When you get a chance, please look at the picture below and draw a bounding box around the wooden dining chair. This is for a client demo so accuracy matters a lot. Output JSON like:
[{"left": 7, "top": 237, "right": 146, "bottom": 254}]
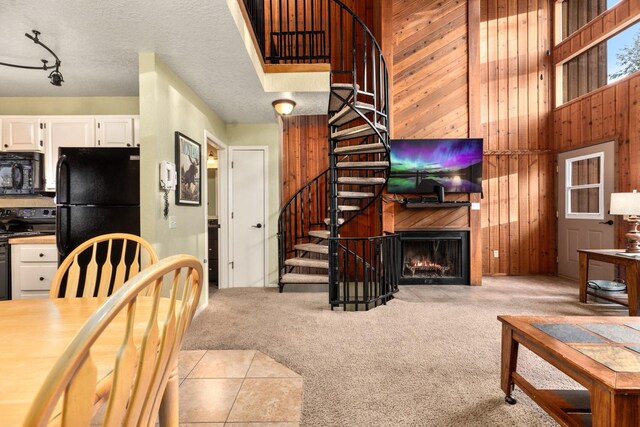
[
  {"left": 24, "top": 254, "right": 203, "bottom": 427},
  {"left": 50, "top": 233, "right": 159, "bottom": 298}
]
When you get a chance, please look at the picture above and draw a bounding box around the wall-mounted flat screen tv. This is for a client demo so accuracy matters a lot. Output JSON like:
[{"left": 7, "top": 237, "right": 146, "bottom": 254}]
[{"left": 387, "top": 138, "right": 483, "bottom": 194}]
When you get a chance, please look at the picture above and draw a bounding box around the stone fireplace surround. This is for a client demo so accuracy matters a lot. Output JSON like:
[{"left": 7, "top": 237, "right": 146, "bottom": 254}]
[{"left": 396, "top": 230, "right": 470, "bottom": 285}]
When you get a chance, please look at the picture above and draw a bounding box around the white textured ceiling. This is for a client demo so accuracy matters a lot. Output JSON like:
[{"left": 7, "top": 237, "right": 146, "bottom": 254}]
[{"left": 0, "top": 0, "right": 328, "bottom": 123}]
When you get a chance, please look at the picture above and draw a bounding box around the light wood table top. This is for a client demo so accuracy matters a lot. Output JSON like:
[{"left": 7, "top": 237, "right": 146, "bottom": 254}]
[{"left": 0, "top": 297, "right": 165, "bottom": 426}]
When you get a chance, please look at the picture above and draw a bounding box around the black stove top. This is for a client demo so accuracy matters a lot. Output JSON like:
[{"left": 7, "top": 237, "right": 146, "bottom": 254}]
[{"left": 0, "top": 207, "right": 56, "bottom": 243}]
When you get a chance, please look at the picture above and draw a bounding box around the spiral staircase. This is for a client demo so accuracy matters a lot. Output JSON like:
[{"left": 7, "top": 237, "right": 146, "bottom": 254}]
[{"left": 245, "top": 0, "right": 399, "bottom": 310}]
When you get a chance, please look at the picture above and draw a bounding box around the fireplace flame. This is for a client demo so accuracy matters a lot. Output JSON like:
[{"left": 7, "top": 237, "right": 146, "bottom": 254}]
[{"left": 404, "top": 256, "right": 450, "bottom": 276}]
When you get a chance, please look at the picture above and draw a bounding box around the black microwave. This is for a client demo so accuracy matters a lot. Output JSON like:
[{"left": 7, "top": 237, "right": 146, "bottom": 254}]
[{"left": 0, "top": 152, "right": 44, "bottom": 195}]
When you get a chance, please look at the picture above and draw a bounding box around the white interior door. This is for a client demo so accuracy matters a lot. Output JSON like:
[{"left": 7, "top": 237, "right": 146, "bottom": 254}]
[
  {"left": 230, "top": 148, "right": 266, "bottom": 287},
  {"left": 557, "top": 142, "right": 615, "bottom": 280}
]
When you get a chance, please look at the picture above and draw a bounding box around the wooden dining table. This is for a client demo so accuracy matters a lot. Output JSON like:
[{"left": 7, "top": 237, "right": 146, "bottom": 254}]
[{"left": 0, "top": 296, "right": 177, "bottom": 426}]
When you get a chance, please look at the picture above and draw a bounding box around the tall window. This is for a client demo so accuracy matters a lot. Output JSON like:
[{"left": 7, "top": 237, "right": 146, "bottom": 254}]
[
  {"left": 562, "top": 21, "right": 640, "bottom": 103},
  {"left": 565, "top": 152, "right": 604, "bottom": 219},
  {"left": 560, "top": 0, "right": 621, "bottom": 41}
]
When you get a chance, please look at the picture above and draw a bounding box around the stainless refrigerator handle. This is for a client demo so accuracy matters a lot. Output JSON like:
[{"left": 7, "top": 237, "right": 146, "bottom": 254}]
[{"left": 56, "top": 155, "right": 70, "bottom": 204}]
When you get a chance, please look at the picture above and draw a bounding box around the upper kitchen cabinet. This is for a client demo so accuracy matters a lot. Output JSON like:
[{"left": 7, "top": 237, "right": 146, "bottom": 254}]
[
  {"left": 1, "top": 117, "right": 45, "bottom": 152},
  {"left": 95, "top": 116, "right": 139, "bottom": 148},
  {"left": 43, "top": 116, "right": 96, "bottom": 191}
]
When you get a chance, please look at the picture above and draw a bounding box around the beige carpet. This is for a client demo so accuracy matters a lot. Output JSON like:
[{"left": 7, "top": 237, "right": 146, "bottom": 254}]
[{"left": 183, "top": 276, "right": 627, "bottom": 426}]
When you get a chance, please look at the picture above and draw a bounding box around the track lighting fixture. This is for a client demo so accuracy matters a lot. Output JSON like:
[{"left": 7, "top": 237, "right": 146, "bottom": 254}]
[{"left": 0, "top": 30, "right": 64, "bottom": 87}]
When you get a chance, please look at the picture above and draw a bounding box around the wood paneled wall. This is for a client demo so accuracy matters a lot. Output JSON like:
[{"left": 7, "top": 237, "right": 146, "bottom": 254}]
[
  {"left": 554, "top": 75, "right": 640, "bottom": 213},
  {"left": 553, "top": 0, "right": 640, "bottom": 249},
  {"left": 478, "top": 0, "right": 556, "bottom": 275},
  {"left": 281, "top": 115, "right": 329, "bottom": 204},
  {"left": 380, "top": 0, "right": 556, "bottom": 277},
  {"left": 391, "top": 0, "right": 469, "bottom": 139}
]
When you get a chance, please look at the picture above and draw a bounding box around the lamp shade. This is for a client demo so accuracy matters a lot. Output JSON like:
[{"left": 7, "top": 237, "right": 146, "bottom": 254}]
[
  {"left": 610, "top": 190, "right": 640, "bottom": 215},
  {"left": 207, "top": 151, "right": 218, "bottom": 169},
  {"left": 272, "top": 99, "right": 296, "bottom": 115}
]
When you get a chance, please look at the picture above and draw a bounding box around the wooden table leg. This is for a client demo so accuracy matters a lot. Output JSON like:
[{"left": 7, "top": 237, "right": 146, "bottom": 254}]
[
  {"left": 627, "top": 263, "right": 639, "bottom": 316},
  {"left": 591, "top": 383, "right": 640, "bottom": 426},
  {"left": 501, "top": 324, "right": 519, "bottom": 403},
  {"left": 579, "top": 252, "right": 589, "bottom": 303},
  {"left": 159, "top": 361, "right": 179, "bottom": 426}
]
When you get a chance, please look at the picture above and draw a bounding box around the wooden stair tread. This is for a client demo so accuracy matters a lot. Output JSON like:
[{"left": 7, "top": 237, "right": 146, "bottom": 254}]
[
  {"left": 334, "top": 142, "right": 386, "bottom": 155},
  {"left": 338, "top": 191, "right": 374, "bottom": 198},
  {"left": 324, "top": 217, "right": 345, "bottom": 225},
  {"left": 308, "top": 230, "right": 330, "bottom": 239},
  {"left": 337, "top": 205, "right": 361, "bottom": 211},
  {"left": 336, "top": 160, "right": 389, "bottom": 169},
  {"left": 329, "top": 83, "right": 361, "bottom": 112},
  {"left": 331, "top": 123, "right": 387, "bottom": 141},
  {"left": 281, "top": 273, "right": 329, "bottom": 284},
  {"left": 294, "top": 243, "right": 329, "bottom": 254},
  {"left": 284, "top": 257, "right": 329, "bottom": 269},
  {"left": 329, "top": 101, "right": 375, "bottom": 127},
  {"left": 337, "top": 176, "right": 386, "bottom": 185}
]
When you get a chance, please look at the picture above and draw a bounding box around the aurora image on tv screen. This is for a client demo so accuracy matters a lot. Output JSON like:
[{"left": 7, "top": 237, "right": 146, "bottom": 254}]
[{"left": 387, "top": 138, "right": 483, "bottom": 194}]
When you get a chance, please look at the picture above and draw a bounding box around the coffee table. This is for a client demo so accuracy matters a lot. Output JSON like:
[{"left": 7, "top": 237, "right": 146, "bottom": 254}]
[{"left": 498, "top": 315, "right": 640, "bottom": 426}]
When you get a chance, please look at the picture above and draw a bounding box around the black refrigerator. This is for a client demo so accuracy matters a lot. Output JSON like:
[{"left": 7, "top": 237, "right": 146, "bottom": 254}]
[{"left": 56, "top": 147, "right": 140, "bottom": 259}]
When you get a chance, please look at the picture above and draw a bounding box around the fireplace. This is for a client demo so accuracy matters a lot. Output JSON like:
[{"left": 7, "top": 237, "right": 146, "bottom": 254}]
[{"left": 397, "top": 230, "right": 469, "bottom": 285}]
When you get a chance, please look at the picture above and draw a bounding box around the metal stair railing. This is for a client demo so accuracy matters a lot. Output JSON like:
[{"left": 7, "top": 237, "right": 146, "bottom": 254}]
[
  {"left": 277, "top": 168, "right": 330, "bottom": 290},
  {"left": 245, "top": 0, "right": 397, "bottom": 310}
]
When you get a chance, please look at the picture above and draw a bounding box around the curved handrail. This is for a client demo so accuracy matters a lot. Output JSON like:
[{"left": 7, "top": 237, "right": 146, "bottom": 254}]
[{"left": 264, "top": 0, "right": 393, "bottom": 303}]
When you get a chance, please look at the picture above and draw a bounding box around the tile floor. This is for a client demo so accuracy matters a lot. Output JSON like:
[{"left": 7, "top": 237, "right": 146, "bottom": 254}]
[{"left": 177, "top": 350, "right": 303, "bottom": 426}]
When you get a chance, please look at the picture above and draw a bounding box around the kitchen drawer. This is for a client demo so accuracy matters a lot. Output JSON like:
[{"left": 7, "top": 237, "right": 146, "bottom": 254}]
[
  {"left": 19, "top": 264, "right": 57, "bottom": 291},
  {"left": 19, "top": 245, "right": 58, "bottom": 262}
]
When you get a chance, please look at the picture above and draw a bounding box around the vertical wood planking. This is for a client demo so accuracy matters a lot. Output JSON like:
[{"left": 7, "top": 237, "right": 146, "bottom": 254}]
[{"left": 478, "top": 0, "right": 554, "bottom": 274}]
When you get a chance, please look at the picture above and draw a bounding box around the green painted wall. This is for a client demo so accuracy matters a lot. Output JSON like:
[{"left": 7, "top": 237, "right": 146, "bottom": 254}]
[
  {"left": 138, "top": 53, "right": 227, "bottom": 286},
  {"left": 0, "top": 97, "right": 139, "bottom": 115}
]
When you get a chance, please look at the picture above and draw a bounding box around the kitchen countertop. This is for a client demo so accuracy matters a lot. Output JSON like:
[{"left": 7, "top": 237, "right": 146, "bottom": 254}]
[
  {"left": 9, "top": 235, "right": 56, "bottom": 245},
  {"left": 0, "top": 196, "right": 55, "bottom": 208}
]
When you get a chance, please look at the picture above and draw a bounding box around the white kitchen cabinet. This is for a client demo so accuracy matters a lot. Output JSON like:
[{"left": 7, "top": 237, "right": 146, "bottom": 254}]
[
  {"left": 95, "top": 116, "right": 136, "bottom": 148},
  {"left": 43, "top": 116, "right": 96, "bottom": 191},
  {"left": 1, "top": 116, "right": 44, "bottom": 152},
  {"left": 10, "top": 243, "right": 57, "bottom": 299}
]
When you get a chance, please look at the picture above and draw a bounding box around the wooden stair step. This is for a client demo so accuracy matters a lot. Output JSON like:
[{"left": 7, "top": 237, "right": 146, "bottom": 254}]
[
  {"left": 331, "top": 123, "right": 387, "bottom": 141},
  {"left": 294, "top": 243, "right": 329, "bottom": 254},
  {"left": 338, "top": 205, "right": 361, "bottom": 212},
  {"left": 308, "top": 230, "right": 330, "bottom": 239},
  {"left": 329, "top": 101, "right": 375, "bottom": 127},
  {"left": 336, "top": 160, "right": 389, "bottom": 169},
  {"left": 338, "top": 191, "right": 374, "bottom": 198},
  {"left": 334, "top": 142, "right": 386, "bottom": 155},
  {"left": 281, "top": 273, "right": 328, "bottom": 284},
  {"left": 324, "top": 217, "right": 345, "bottom": 225},
  {"left": 284, "top": 257, "right": 329, "bottom": 269},
  {"left": 337, "top": 176, "right": 386, "bottom": 185},
  {"left": 329, "top": 83, "right": 360, "bottom": 112}
]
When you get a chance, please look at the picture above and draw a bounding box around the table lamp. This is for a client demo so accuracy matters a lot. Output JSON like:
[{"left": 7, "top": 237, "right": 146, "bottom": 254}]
[{"left": 610, "top": 189, "right": 640, "bottom": 253}]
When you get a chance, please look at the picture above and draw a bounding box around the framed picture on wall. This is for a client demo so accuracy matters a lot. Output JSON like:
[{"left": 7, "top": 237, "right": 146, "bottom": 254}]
[{"left": 175, "top": 131, "right": 202, "bottom": 206}]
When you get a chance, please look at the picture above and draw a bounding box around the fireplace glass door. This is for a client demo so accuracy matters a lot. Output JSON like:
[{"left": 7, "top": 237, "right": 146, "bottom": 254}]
[{"left": 398, "top": 231, "right": 469, "bottom": 285}]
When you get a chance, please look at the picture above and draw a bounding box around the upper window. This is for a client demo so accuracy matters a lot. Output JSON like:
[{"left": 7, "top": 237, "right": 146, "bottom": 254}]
[
  {"left": 565, "top": 152, "right": 604, "bottom": 219},
  {"left": 562, "top": 21, "right": 640, "bottom": 103},
  {"left": 560, "top": 0, "right": 621, "bottom": 41}
]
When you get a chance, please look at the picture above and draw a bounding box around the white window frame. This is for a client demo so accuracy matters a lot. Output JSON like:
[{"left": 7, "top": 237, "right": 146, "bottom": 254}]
[{"left": 565, "top": 151, "right": 605, "bottom": 220}]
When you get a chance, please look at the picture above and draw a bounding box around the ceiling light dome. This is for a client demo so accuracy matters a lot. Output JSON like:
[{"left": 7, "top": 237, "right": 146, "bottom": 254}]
[{"left": 272, "top": 99, "right": 296, "bottom": 116}]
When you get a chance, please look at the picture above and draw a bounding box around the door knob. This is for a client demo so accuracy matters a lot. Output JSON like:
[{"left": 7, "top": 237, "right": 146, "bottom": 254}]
[
  {"left": 251, "top": 223, "right": 263, "bottom": 229},
  {"left": 599, "top": 220, "right": 614, "bottom": 225}
]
